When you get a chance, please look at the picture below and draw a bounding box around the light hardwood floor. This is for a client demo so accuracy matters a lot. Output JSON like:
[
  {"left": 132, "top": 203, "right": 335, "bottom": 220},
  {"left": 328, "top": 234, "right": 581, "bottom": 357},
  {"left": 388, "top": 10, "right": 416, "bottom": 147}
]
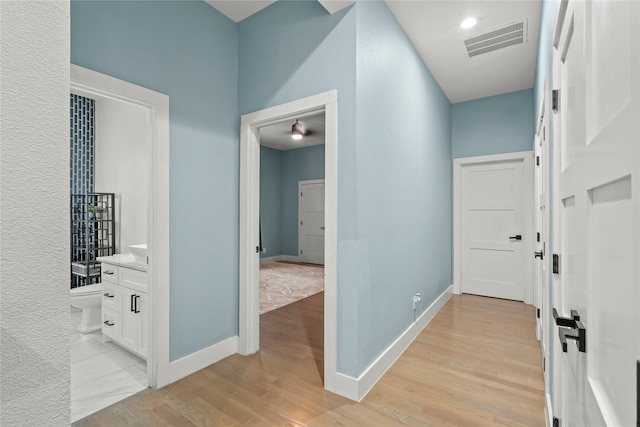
[{"left": 74, "top": 293, "right": 545, "bottom": 426}]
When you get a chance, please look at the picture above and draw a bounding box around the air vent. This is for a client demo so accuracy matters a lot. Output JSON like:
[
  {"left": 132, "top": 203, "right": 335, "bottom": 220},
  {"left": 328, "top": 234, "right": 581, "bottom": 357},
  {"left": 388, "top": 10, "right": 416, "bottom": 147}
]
[{"left": 464, "top": 20, "right": 526, "bottom": 58}]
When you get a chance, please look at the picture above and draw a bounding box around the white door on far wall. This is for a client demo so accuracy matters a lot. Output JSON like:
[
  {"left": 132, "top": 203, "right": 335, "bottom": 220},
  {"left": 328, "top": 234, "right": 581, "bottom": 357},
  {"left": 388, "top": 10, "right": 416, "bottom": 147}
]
[
  {"left": 298, "top": 179, "right": 324, "bottom": 265},
  {"left": 461, "top": 158, "right": 530, "bottom": 301},
  {"left": 552, "top": 1, "right": 640, "bottom": 425}
]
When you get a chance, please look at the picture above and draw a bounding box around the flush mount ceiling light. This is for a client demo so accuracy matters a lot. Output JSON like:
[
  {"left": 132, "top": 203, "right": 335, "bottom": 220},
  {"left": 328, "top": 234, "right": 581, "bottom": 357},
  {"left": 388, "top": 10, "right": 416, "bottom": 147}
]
[
  {"left": 460, "top": 17, "right": 477, "bottom": 29},
  {"left": 291, "top": 120, "right": 304, "bottom": 140}
]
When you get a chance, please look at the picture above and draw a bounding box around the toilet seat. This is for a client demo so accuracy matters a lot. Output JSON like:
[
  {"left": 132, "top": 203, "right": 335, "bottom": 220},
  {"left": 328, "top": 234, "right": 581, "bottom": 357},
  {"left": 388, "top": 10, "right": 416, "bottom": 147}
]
[{"left": 70, "top": 283, "right": 103, "bottom": 296}]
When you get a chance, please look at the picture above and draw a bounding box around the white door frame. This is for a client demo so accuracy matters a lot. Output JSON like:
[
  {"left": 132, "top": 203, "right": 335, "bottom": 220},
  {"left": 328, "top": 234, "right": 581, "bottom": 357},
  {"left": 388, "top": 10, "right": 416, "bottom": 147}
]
[
  {"left": 239, "top": 91, "right": 338, "bottom": 392},
  {"left": 71, "top": 64, "right": 171, "bottom": 388},
  {"left": 453, "top": 150, "right": 534, "bottom": 304},
  {"left": 298, "top": 179, "right": 325, "bottom": 264}
]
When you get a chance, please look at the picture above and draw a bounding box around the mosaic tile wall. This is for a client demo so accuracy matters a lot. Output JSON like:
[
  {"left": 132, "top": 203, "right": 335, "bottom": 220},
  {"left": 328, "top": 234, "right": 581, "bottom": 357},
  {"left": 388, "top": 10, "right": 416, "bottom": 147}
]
[
  {"left": 70, "top": 94, "right": 95, "bottom": 194},
  {"left": 70, "top": 94, "right": 96, "bottom": 288}
]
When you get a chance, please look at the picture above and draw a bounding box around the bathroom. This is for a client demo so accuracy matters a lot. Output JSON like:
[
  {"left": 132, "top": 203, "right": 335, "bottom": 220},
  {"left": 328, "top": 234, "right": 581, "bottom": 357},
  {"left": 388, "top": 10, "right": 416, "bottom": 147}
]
[{"left": 69, "top": 92, "right": 150, "bottom": 422}]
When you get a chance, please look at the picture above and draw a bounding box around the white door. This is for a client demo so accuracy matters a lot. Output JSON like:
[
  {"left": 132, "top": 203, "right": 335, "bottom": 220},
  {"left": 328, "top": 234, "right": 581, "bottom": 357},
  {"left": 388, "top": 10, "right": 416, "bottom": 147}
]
[
  {"left": 298, "top": 180, "right": 325, "bottom": 265},
  {"left": 461, "top": 159, "right": 528, "bottom": 301},
  {"left": 553, "top": 1, "right": 640, "bottom": 425},
  {"left": 535, "top": 101, "right": 551, "bottom": 394}
]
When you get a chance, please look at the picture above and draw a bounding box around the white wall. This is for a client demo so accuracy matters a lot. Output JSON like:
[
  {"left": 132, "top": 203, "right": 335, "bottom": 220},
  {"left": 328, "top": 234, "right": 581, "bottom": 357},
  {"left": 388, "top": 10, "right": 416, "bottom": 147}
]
[
  {"left": 0, "top": 1, "right": 71, "bottom": 425},
  {"left": 94, "top": 98, "right": 148, "bottom": 253}
]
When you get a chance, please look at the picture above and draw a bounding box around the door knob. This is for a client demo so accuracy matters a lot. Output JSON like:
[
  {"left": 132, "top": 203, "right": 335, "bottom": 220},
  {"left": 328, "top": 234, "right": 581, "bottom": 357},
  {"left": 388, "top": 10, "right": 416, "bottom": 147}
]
[
  {"left": 534, "top": 251, "right": 544, "bottom": 260},
  {"left": 320, "top": 226, "right": 325, "bottom": 230},
  {"left": 509, "top": 235, "right": 522, "bottom": 240}
]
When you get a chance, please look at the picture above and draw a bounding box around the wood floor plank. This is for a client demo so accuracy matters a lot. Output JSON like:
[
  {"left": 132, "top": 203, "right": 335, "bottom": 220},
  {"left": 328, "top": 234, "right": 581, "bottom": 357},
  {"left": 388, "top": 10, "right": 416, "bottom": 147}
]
[{"left": 74, "top": 293, "right": 545, "bottom": 426}]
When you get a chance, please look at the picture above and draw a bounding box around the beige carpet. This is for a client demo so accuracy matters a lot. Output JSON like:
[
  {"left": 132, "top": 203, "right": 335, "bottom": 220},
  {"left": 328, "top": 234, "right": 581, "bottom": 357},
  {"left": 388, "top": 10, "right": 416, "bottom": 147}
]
[{"left": 259, "top": 261, "right": 324, "bottom": 314}]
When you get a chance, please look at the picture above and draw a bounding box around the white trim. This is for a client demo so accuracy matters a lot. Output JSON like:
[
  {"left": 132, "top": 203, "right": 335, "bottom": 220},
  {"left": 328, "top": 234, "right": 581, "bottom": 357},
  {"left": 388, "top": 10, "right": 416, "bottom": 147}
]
[
  {"left": 239, "top": 91, "right": 339, "bottom": 393},
  {"left": 545, "top": 392, "right": 553, "bottom": 427},
  {"left": 298, "top": 179, "right": 325, "bottom": 264},
  {"left": 169, "top": 336, "right": 238, "bottom": 383},
  {"left": 334, "top": 285, "right": 454, "bottom": 401},
  {"left": 71, "top": 64, "right": 171, "bottom": 388},
  {"left": 453, "top": 151, "right": 534, "bottom": 303}
]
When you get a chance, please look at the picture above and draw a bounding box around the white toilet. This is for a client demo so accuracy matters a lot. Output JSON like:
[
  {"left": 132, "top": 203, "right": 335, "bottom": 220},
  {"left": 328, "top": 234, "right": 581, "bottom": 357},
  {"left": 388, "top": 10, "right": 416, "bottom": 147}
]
[{"left": 70, "top": 283, "right": 103, "bottom": 333}]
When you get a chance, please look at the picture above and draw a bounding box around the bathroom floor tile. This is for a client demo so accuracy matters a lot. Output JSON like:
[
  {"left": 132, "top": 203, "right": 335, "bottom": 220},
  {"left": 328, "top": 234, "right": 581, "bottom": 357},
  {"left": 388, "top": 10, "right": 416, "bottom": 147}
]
[
  {"left": 71, "top": 348, "right": 144, "bottom": 390},
  {"left": 71, "top": 338, "right": 111, "bottom": 364},
  {"left": 71, "top": 368, "right": 147, "bottom": 423}
]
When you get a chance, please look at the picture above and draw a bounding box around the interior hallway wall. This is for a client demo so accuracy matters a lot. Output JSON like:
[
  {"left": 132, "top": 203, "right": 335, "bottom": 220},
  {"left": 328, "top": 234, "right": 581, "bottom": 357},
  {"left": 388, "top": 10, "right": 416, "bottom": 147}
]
[
  {"left": 94, "top": 97, "right": 148, "bottom": 253},
  {"left": 452, "top": 89, "right": 534, "bottom": 159},
  {"left": 72, "top": 0, "right": 239, "bottom": 361},
  {"left": 0, "top": 1, "right": 71, "bottom": 424},
  {"left": 352, "top": 0, "right": 452, "bottom": 376}
]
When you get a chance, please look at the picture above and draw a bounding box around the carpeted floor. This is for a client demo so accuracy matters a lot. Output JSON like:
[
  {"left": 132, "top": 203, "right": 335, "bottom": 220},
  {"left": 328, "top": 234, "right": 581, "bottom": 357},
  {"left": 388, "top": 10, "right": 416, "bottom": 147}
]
[{"left": 259, "top": 261, "right": 324, "bottom": 314}]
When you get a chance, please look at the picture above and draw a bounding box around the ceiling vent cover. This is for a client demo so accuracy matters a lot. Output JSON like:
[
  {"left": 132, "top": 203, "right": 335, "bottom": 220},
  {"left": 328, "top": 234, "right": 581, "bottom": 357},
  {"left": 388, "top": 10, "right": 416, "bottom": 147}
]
[{"left": 464, "top": 20, "right": 526, "bottom": 58}]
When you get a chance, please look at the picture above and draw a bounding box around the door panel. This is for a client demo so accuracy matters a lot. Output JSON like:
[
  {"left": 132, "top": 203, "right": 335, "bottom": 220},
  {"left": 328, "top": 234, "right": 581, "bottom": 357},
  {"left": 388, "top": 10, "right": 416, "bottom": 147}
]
[
  {"left": 462, "top": 160, "right": 526, "bottom": 301},
  {"left": 553, "top": 1, "right": 640, "bottom": 425}
]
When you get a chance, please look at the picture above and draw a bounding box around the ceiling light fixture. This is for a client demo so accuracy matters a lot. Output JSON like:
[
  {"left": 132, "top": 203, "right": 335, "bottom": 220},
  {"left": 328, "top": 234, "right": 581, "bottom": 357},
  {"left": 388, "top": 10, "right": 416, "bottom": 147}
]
[
  {"left": 291, "top": 120, "right": 303, "bottom": 140},
  {"left": 460, "top": 17, "right": 477, "bottom": 29}
]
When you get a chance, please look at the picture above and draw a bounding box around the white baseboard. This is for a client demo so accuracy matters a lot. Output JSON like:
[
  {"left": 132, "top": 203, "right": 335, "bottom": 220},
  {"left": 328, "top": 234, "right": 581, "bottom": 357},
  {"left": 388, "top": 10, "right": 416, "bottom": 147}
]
[
  {"left": 259, "top": 255, "right": 302, "bottom": 265},
  {"left": 545, "top": 393, "right": 553, "bottom": 427},
  {"left": 169, "top": 336, "right": 238, "bottom": 383},
  {"left": 260, "top": 255, "right": 283, "bottom": 265},
  {"left": 333, "top": 284, "right": 454, "bottom": 402}
]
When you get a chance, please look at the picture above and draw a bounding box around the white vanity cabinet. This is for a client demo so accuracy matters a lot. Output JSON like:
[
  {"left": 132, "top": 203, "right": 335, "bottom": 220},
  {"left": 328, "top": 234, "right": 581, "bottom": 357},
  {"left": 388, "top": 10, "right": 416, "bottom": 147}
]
[{"left": 100, "top": 256, "right": 148, "bottom": 360}]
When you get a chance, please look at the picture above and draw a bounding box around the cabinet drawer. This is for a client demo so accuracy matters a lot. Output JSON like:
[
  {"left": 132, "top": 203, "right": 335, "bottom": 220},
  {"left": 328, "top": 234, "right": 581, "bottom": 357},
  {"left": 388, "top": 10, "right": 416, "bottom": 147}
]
[
  {"left": 101, "top": 283, "right": 119, "bottom": 312},
  {"left": 101, "top": 264, "right": 119, "bottom": 284},
  {"left": 120, "top": 267, "right": 147, "bottom": 293},
  {"left": 102, "top": 307, "right": 119, "bottom": 340}
]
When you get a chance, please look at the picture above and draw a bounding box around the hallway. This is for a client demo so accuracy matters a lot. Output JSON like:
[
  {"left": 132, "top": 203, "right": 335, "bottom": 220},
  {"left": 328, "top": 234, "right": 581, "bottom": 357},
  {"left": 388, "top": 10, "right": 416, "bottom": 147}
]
[{"left": 74, "top": 293, "right": 544, "bottom": 426}]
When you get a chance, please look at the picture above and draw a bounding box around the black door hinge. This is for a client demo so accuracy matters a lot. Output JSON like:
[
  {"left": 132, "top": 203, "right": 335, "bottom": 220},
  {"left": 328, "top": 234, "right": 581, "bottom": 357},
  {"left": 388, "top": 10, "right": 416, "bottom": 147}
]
[
  {"left": 543, "top": 357, "right": 546, "bottom": 372},
  {"left": 553, "top": 416, "right": 560, "bottom": 427},
  {"left": 537, "top": 308, "right": 540, "bottom": 318},
  {"left": 553, "top": 254, "right": 559, "bottom": 274},
  {"left": 256, "top": 246, "right": 260, "bottom": 253},
  {"left": 537, "top": 232, "right": 540, "bottom": 242},
  {"left": 552, "top": 89, "right": 560, "bottom": 112},
  {"left": 536, "top": 156, "right": 540, "bottom": 166}
]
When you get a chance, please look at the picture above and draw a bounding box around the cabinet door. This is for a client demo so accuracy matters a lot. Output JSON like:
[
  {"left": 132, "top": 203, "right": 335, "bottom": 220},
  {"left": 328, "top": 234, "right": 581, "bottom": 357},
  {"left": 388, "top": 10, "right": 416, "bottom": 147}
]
[
  {"left": 137, "top": 292, "right": 148, "bottom": 359},
  {"left": 119, "top": 287, "right": 139, "bottom": 354}
]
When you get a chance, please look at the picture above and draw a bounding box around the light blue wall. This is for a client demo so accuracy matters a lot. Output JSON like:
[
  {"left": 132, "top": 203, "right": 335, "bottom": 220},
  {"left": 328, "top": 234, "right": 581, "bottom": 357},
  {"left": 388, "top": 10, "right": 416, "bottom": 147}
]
[
  {"left": 238, "top": 0, "right": 360, "bottom": 374},
  {"left": 452, "top": 89, "right": 534, "bottom": 158},
  {"left": 260, "top": 144, "right": 325, "bottom": 258},
  {"left": 533, "top": 0, "right": 557, "bottom": 398},
  {"left": 260, "top": 146, "right": 283, "bottom": 258},
  {"left": 349, "top": 1, "right": 452, "bottom": 376},
  {"left": 282, "top": 144, "right": 325, "bottom": 256},
  {"left": 71, "top": 1, "right": 239, "bottom": 361}
]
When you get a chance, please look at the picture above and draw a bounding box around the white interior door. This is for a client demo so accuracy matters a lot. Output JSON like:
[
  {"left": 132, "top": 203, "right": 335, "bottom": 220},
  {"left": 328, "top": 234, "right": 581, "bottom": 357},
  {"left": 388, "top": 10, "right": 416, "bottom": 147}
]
[
  {"left": 535, "top": 101, "right": 551, "bottom": 393},
  {"left": 461, "top": 159, "right": 528, "bottom": 301},
  {"left": 553, "top": 1, "right": 640, "bottom": 425},
  {"left": 298, "top": 180, "right": 324, "bottom": 265}
]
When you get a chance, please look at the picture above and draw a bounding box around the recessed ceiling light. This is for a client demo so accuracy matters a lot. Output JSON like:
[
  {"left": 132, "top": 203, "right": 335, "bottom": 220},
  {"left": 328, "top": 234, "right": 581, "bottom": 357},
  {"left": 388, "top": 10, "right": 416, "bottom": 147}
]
[{"left": 460, "top": 17, "right": 477, "bottom": 29}]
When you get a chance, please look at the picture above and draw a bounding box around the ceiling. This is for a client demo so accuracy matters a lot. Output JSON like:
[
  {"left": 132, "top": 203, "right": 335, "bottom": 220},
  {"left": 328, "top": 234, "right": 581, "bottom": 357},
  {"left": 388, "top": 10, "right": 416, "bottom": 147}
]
[
  {"left": 259, "top": 113, "right": 326, "bottom": 151},
  {"left": 205, "top": 0, "right": 541, "bottom": 104}
]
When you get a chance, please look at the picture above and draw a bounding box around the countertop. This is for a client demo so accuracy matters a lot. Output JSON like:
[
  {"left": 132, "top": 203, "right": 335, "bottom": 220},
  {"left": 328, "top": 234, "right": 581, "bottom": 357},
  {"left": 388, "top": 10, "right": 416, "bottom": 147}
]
[{"left": 97, "top": 254, "right": 148, "bottom": 272}]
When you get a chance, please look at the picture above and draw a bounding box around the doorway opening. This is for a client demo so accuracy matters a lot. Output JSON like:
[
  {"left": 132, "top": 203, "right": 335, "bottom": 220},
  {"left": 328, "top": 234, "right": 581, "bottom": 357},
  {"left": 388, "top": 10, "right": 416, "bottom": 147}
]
[
  {"left": 70, "top": 65, "right": 170, "bottom": 421},
  {"left": 258, "top": 113, "right": 325, "bottom": 315},
  {"left": 239, "top": 91, "right": 338, "bottom": 393}
]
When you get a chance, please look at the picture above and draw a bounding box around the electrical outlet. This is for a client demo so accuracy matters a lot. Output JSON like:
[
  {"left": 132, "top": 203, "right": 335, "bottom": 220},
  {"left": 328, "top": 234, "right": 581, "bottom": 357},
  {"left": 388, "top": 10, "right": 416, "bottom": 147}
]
[
  {"left": 262, "top": 247, "right": 267, "bottom": 254},
  {"left": 413, "top": 293, "right": 422, "bottom": 310}
]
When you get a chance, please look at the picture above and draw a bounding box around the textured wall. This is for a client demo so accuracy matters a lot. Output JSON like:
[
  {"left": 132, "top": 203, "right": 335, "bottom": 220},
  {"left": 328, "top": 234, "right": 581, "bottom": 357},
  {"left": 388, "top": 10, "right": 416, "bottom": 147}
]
[
  {"left": 451, "top": 89, "right": 534, "bottom": 158},
  {"left": 72, "top": 1, "right": 239, "bottom": 361},
  {"left": 0, "top": 1, "right": 71, "bottom": 425}
]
